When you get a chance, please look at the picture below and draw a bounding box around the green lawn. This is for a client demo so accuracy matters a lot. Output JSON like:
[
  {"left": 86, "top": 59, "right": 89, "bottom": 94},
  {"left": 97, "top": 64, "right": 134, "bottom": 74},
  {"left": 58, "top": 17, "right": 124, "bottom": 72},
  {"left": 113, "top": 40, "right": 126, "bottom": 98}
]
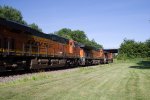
[{"left": 0, "top": 60, "right": 150, "bottom": 100}]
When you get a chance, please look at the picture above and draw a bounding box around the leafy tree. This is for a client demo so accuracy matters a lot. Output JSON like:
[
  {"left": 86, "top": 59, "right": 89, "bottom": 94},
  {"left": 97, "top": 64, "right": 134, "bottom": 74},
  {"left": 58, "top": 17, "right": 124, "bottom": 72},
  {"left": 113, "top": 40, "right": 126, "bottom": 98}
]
[
  {"left": 0, "top": 5, "right": 27, "bottom": 25},
  {"left": 28, "top": 23, "right": 42, "bottom": 32},
  {"left": 90, "top": 39, "right": 103, "bottom": 49},
  {"left": 55, "top": 28, "right": 72, "bottom": 39},
  {"left": 119, "top": 39, "right": 136, "bottom": 58},
  {"left": 145, "top": 38, "right": 150, "bottom": 56},
  {"left": 145, "top": 38, "right": 150, "bottom": 48},
  {"left": 118, "top": 38, "right": 150, "bottom": 59},
  {"left": 71, "top": 30, "right": 87, "bottom": 42},
  {"left": 55, "top": 28, "right": 103, "bottom": 49}
]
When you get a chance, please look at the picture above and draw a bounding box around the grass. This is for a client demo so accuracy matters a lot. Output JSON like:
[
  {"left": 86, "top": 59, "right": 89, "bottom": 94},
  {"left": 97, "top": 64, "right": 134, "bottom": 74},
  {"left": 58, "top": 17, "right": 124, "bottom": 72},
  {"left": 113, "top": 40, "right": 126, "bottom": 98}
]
[{"left": 0, "top": 60, "right": 150, "bottom": 100}]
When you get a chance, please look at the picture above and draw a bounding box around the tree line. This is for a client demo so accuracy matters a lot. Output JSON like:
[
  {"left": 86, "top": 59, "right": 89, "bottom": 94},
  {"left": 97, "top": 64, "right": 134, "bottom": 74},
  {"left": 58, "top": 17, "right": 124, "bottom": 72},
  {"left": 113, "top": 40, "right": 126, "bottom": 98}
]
[
  {"left": 0, "top": 5, "right": 102, "bottom": 49},
  {"left": 117, "top": 38, "right": 150, "bottom": 59}
]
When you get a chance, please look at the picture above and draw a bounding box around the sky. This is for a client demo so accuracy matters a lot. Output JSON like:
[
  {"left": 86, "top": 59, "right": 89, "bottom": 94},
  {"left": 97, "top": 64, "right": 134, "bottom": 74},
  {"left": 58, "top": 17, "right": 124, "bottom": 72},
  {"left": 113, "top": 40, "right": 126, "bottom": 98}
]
[{"left": 0, "top": 0, "right": 150, "bottom": 48}]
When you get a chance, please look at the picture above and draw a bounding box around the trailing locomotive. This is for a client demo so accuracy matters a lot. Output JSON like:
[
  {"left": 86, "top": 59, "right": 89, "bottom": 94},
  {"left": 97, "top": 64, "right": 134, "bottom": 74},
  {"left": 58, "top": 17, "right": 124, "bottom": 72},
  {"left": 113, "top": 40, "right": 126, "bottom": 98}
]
[{"left": 0, "top": 18, "right": 113, "bottom": 71}]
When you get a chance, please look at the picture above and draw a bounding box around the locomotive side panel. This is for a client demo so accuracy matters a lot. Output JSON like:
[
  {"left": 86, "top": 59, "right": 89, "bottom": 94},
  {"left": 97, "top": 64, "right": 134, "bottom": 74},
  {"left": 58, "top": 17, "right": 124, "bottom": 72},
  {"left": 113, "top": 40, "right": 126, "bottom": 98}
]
[
  {"left": 0, "top": 26, "right": 30, "bottom": 56},
  {"left": 74, "top": 46, "right": 80, "bottom": 58}
]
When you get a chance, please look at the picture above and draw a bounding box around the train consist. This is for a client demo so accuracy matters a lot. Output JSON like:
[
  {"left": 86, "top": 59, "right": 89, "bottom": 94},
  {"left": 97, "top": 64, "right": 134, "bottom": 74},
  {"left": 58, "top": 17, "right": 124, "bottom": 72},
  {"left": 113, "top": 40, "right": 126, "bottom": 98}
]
[{"left": 0, "top": 18, "right": 113, "bottom": 71}]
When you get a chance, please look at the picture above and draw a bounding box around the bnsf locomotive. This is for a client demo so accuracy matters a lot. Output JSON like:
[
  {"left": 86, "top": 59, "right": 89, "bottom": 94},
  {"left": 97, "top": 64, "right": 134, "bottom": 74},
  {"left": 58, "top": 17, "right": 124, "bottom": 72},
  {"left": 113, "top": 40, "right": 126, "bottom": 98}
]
[{"left": 0, "top": 18, "right": 113, "bottom": 71}]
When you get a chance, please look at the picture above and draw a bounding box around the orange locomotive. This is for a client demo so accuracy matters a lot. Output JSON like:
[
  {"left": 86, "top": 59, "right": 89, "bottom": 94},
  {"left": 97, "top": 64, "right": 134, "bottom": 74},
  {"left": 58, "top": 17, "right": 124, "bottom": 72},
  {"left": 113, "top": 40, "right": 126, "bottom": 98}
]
[{"left": 0, "top": 18, "right": 112, "bottom": 71}]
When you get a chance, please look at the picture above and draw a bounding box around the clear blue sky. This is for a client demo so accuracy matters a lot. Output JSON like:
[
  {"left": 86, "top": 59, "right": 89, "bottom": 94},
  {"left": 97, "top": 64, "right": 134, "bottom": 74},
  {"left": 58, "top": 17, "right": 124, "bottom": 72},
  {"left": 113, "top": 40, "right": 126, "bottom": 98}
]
[{"left": 1, "top": 0, "right": 150, "bottom": 48}]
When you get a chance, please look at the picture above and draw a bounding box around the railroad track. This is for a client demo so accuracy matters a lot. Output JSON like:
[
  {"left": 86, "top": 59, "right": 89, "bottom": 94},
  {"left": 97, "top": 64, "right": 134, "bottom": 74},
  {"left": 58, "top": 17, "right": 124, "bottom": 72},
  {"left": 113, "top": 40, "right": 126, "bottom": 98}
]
[{"left": 0, "top": 66, "right": 80, "bottom": 83}]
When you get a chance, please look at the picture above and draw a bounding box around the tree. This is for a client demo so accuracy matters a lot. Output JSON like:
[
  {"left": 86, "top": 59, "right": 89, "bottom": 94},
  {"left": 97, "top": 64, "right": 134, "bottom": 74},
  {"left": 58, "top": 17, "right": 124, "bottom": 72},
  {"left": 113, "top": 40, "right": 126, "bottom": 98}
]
[
  {"left": 55, "top": 28, "right": 72, "bottom": 39},
  {"left": 71, "top": 30, "right": 87, "bottom": 43},
  {"left": 145, "top": 38, "right": 150, "bottom": 56},
  {"left": 145, "top": 38, "right": 150, "bottom": 48},
  {"left": 28, "top": 23, "right": 42, "bottom": 32},
  {"left": 0, "top": 5, "right": 27, "bottom": 25},
  {"left": 55, "top": 28, "right": 103, "bottom": 49},
  {"left": 90, "top": 39, "right": 103, "bottom": 49},
  {"left": 118, "top": 38, "right": 150, "bottom": 59}
]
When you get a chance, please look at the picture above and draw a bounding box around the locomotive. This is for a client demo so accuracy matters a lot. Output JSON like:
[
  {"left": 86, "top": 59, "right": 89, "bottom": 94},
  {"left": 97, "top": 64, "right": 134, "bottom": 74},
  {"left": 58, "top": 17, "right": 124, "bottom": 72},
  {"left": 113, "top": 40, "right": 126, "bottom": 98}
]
[{"left": 0, "top": 18, "right": 113, "bottom": 71}]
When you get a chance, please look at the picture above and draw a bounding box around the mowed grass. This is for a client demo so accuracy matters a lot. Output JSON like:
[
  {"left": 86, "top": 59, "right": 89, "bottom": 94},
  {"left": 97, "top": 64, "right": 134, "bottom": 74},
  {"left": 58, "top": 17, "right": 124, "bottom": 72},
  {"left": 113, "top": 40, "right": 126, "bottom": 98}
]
[{"left": 0, "top": 60, "right": 150, "bottom": 100}]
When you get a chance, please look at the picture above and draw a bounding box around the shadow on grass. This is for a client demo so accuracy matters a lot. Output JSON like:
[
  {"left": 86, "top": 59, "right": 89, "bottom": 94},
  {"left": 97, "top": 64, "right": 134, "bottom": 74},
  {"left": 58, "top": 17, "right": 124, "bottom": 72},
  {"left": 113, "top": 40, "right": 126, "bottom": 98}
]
[{"left": 129, "top": 61, "right": 150, "bottom": 69}]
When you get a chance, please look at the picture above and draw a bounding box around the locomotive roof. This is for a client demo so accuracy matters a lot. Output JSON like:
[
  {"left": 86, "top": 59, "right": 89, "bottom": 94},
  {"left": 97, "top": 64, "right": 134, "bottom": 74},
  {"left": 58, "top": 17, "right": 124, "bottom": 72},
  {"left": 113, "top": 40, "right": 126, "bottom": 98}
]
[
  {"left": 0, "top": 18, "right": 69, "bottom": 44},
  {"left": 103, "top": 49, "right": 118, "bottom": 53},
  {"left": 80, "top": 44, "right": 100, "bottom": 51},
  {"left": 48, "top": 34, "right": 69, "bottom": 44}
]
